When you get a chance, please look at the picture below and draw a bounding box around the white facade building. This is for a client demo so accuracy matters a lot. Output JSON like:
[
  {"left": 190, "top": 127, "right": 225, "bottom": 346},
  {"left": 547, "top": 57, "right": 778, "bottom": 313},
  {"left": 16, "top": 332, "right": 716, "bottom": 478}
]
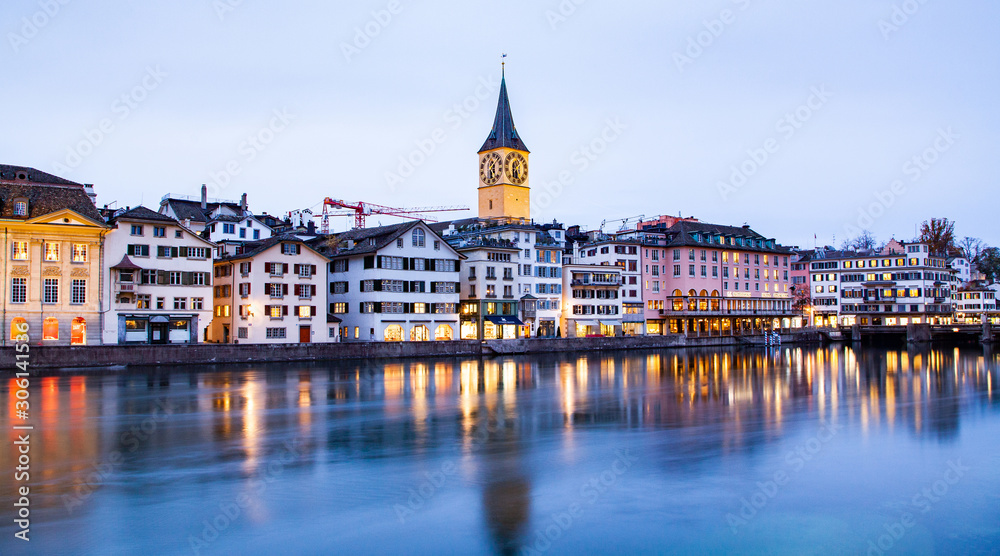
[
  {"left": 561, "top": 263, "right": 623, "bottom": 337},
  {"left": 103, "top": 206, "right": 216, "bottom": 344},
  {"left": 575, "top": 234, "right": 644, "bottom": 335},
  {"left": 434, "top": 219, "right": 564, "bottom": 337},
  {"left": 315, "top": 221, "right": 463, "bottom": 342},
  {"left": 208, "top": 236, "right": 332, "bottom": 344},
  {"left": 948, "top": 256, "right": 972, "bottom": 284}
]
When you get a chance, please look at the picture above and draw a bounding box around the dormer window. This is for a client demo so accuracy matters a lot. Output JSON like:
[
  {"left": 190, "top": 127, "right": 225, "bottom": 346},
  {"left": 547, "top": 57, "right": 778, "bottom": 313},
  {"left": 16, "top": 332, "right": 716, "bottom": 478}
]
[{"left": 13, "top": 199, "right": 28, "bottom": 216}]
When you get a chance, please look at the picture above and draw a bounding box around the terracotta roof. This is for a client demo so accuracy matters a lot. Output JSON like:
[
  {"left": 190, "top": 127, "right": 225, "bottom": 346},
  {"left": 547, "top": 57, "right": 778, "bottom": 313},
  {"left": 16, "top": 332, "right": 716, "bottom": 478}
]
[
  {"left": 0, "top": 166, "right": 104, "bottom": 223},
  {"left": 0, "top": 164, "right": 82, "bottom": 186}
]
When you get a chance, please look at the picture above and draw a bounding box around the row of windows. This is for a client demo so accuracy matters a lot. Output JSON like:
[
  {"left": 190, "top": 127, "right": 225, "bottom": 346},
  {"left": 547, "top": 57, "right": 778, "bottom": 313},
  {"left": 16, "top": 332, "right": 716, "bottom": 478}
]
[
  {"left": 572, "top": 305, "right": 620, "bottom": 315},
  {"left": 127, "top": 294, "right": 204, "bottom": 310},
  {"left": 10, "top": 278, "right": 87, "bottom": 304},
  {"left": 10, "top": 241, "right": 88, "bottom": 263},
  {"left": 121, "top": 270, "right": 210, "bottom": 286},
  {"left": 354, "top": 302, "right": 458, "bottom": 314},
  {"left": 8, "top": 316, "right": 87, "bottom": 344},
  {"left": 131, "top": 224, "right": 189, "bottom": 239}
]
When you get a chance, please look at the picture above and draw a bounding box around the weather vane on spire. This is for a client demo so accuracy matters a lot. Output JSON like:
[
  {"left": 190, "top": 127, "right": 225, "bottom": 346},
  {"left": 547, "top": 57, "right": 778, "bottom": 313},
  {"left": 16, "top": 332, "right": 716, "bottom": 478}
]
[{"left": 502, "top": 52, "right": 507, "bottom": 75}]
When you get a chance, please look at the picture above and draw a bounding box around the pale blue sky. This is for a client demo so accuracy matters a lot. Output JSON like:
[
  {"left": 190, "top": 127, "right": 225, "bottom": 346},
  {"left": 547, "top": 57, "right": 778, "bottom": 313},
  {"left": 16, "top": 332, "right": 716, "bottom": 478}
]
[{"left": 2, "top": 0, "right": 997, "bottom": 248}]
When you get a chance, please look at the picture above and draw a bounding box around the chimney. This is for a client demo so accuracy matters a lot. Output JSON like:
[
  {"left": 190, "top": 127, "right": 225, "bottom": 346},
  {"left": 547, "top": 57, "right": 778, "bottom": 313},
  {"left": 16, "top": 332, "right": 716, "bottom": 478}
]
[
  {"left": 201, "top": 184, "right": 208, "bottom": 210},
  {"left": 306, "top": 220, "right": 316, "bottom": 234},
  {"left": 83, "top": 184, "right": 97, "bottom": 205},
  {"left": 240, "top": 193, "right": 248, "bottom": 214}
]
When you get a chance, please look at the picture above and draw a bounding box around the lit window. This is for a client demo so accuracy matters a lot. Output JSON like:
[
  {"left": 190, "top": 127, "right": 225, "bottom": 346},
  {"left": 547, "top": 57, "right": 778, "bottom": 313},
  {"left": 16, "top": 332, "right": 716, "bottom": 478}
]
[
  {"left": 71, "top": 317, "right": 86, "bottom": 345},
  {"left": 13, "top": 200, "right": 28, "bottom": 216},
  {"left": 43, "top": 317, "right": 59, "bottom": 340},
  {"left": 44, "top": 242, "right": 59, "bottom": 262},
  {"left": 298, "top": 306, "right": 311, "bottom": 318},
  {"left": 72, "top": 243, "right": 87, "bottom": 263},
  {"left": 11, "top": 241, "right": 28, "bottom": 260}
]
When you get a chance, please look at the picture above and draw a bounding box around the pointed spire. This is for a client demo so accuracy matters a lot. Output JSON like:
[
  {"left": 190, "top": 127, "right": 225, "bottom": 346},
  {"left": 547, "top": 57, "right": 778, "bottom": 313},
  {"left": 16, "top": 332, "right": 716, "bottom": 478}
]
[{"left": 479, "top": 58, "right": 529, "bottom": 153}]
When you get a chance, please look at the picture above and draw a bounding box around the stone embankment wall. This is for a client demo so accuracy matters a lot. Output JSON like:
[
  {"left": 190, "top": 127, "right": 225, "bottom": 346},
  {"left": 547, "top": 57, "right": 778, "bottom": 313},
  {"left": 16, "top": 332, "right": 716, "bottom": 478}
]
[{"left": 1, "top": 331, "right": 824, "bottom": 370}]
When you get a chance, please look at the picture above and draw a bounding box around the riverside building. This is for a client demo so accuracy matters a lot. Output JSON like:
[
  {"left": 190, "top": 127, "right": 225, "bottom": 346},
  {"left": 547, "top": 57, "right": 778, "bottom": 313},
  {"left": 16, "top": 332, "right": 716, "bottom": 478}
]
[
  {"left": 804, "top": 240, "right": 957, "bottom": 327},
  {"left": 102, "top": 206, "right": 216, "bottom": 344},
  {"left": 312, "top": 221, "right": 463, "bottom": 342},
  {"left": 208, "top": 236, "right": 332, "bottom": 344},
  {"left": 1, "top": 165, "right": 106, "bottom": 346},
  {"left": 638, "top": 217, "right": 795, "bottom": 336}
]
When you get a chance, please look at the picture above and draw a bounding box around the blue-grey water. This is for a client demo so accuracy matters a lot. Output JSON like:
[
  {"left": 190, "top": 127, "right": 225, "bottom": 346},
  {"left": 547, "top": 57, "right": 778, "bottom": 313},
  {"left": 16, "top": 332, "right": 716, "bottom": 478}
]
[{"left": 1, "top": 345, "right": 999, "bottom": 555}]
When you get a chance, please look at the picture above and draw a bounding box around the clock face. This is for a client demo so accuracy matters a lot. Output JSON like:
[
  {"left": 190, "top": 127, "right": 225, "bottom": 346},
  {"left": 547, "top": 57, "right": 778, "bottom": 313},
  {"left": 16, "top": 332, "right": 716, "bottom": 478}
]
[
  {"left": 479, "top": 152, "right": 502, "bottom": 185},
  {"left": 505, "top": 152, "right": 528, "bottom": 185}
]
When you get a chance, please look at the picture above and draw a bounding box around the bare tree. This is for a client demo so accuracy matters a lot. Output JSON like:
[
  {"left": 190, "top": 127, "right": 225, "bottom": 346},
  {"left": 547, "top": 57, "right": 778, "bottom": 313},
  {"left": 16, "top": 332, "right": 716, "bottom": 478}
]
[
  {"left": 918, "top": 218, "right": 956, "bottom": 254},
  {"left": 957, "top": 236, "right": 984, "bottom": 262},
  {"left": 840, "top": 230, "right": 877, "bottom": 252}
]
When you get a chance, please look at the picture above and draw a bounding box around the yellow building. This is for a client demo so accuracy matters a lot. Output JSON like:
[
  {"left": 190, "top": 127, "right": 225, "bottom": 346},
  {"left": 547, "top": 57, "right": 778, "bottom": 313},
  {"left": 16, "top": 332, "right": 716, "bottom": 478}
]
[
  {"left": 1, "top": 166, "right": 107, "bottom": 346},
  {"left": 478, "top": 69, "right": 531, "bottom": 221}
]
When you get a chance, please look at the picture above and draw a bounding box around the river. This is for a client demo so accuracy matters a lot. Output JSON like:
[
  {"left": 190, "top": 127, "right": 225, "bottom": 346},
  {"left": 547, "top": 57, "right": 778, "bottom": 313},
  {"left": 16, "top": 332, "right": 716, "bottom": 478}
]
[{"left": 1, "top": 345, "right": 999, "bottom": 555}]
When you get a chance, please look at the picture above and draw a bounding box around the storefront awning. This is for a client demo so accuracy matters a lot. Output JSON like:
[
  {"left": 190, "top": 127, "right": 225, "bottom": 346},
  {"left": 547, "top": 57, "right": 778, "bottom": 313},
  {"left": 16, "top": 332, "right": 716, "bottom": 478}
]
[
  {"left": 486, "top": 316, "right": 524, "bottom": 326},
  {"left": 599, "top": 321, "right": 619, "bottom": 327},
  {"left": 574, "top": 320, "right": 599, "bottom": 327},
  {"left": 149, "top": 315, "right": 169, "bottom": 323}
]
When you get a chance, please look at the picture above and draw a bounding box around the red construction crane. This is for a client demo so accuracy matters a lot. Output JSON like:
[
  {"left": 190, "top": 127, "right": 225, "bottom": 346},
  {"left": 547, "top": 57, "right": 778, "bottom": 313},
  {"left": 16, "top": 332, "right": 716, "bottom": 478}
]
[{"left": 318, "top": 198, "right": 469, "bottom": 232}]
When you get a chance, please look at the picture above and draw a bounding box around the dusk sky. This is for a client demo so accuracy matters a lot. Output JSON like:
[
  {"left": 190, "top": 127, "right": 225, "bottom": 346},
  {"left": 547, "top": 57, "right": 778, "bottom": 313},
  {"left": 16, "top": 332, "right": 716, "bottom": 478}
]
[{"left": 3, "top": 0, "right": 997, "bottom": 248}]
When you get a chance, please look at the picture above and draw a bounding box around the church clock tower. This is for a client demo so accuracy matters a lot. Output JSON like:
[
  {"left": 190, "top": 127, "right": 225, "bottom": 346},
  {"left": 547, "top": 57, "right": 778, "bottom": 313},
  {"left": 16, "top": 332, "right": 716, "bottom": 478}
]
[{"left": 478, "top": 66, "right": 530, "bottom": 221}]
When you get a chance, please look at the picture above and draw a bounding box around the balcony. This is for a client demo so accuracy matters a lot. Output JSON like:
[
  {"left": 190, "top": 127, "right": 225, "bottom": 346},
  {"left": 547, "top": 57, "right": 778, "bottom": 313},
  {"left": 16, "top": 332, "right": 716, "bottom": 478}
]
[
  {"left": 503, "top": 276, "right": 514, "bottom": 281},
  {"left": 485, "top": 294, "right": 497, "bottom": 299},
  {"left": 117, "top": 282, "right": 135, "bottom": 293},
  {"left": 571, "top": 279, "right": 621, "bottom": 287}
]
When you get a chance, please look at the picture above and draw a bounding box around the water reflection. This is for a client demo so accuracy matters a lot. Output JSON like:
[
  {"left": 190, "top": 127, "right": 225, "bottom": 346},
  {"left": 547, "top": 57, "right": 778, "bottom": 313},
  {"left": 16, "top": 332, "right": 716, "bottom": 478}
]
[{"left": 1, "top": 345, "right": 997, "bottom": 554}]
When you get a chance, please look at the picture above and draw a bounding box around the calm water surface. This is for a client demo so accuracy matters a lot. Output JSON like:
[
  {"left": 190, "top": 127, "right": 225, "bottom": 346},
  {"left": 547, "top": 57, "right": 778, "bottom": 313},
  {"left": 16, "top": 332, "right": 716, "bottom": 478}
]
[{"left": 1, "top": 346, "right": 999, "bottom": 555}]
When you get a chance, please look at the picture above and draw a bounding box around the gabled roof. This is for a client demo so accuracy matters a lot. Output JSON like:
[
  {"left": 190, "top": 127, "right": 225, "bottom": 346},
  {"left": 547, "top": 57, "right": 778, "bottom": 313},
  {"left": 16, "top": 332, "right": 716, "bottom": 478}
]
[
  {"left": 478, "top": 73, "right": 529, "bottom": 153},
  {"left": 113, "top": 205, "right": 176, "bottom": 223},
  {"left": 217, "top": 235, "right": 330, "bottom": 263},
  {"left": 310, "top": 221, "right": 465, "bottom": 260},
  {"left": 0, "top": 165, "right": 103, "bottom": 223},
  {"left": 161, "top": 198, "right": 242, "bottom": 223},
  {"left": 0, "top": 164, "right": 82, "bottom": 186}
]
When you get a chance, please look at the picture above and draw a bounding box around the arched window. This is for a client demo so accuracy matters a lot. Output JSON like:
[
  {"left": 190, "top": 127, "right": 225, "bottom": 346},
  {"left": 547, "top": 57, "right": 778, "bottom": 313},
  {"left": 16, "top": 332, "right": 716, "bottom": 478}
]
[
  {"left": 688, "top": 289, "right": 697, "bottom": 297},
  {"left": 412, "top": 228, "right": 425, "bottom": 248},
  {"left": 384, "top": 325, "right": 403, "bottom": 342},
  {"left": 699, "top": 289, "right": 709, "bottom": 297},
  {"left": 9, "top": 317, "right": 26, "bottom": 341},
  {"left": 43, "top": 317, "right": 59, "bottom": 340},
  {"left": 71, "top": 317, "right": 87, "bottom": 345},
  {"left": 434, "top": 324, "right": 453, "bottom": 341},
  {"left": 410, "top": 325, "right": 430, "bottom": 342}
]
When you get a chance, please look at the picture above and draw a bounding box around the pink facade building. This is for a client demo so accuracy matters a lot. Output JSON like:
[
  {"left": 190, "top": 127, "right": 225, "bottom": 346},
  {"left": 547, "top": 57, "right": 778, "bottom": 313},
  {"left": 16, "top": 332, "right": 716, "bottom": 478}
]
[{"left": 638, "top": 219, "right": 795, "bottom": 335}]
